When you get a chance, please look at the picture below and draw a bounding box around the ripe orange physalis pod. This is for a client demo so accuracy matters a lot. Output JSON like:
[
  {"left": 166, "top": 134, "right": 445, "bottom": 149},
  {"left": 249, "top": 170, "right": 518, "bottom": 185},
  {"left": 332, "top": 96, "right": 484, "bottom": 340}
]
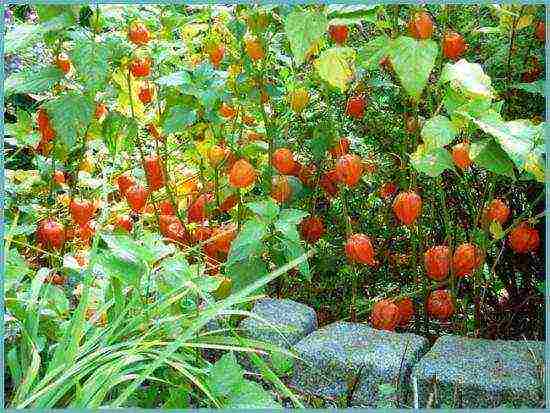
[
  {"left": 320, "top": 170, "right": 340, "bottom": 197},
  {"left": 159, "top": 200, "right": 176, "bottom": 216},
  {"left": 380, "top": 182, "right": 397, "bottom": 199},
  {"left": 187, "top": 193, "right": 213, "bottom": 224},
  {"left": 117, "top": 174, "right": 136, "bottom": 196},
  {"left": 125, "top": 185, "right": 148, "bottom": 213},
  {"left": 329, "top": 25, "right": 349, "bottom": 45},
  {"left": 508, "top": 222, "right": 540, "bottom": 254},
  {"left": 300, "top": 216, "right": 325, "bottom": 244},
  {"left": 272, "top": 148, "right": 296, "bottom": 175},
  {"left": 393, "top": 191, "right": 422, "bottom": 226},
  {"left": 37, "top": 218, "right": 65, "bottom": 250},
  {"left": 128, "top": 21, "right": 151, "bottom": 45},
  {"left": 245, "top": 37, "right": 264, "bottom": 61},
  {"left": 345, "top": 233, "right": 376, "bottom": 266},
  {"left": 396, "top": 298, "right": 414, "bottom": 326},
  {"left": 371, "top": 299, "right": 400, "bottom": 331},
  {"left": 144, "top": 155, "right": 165, "bottom": 191},
  {"left": 229, "top": 159, "right": 256, "bottom": 189},
  {"left": 138, "top": 84, "right": 153, "bottom": 104},
  {"left": 208, "top": 43, "right": 225, "bottom": 68},
  {"left": 116, "top": 215, "right": 133, "bottom": 232},
  {"left": 452, "top": 142, "right": 472, "bottom": 170},
  {"left": 130, "top": 57, "right": 152, "bottom": 78},
  {"left": 336, "top": 154, "right": 363, "bottom": 187},
  {"left": 346, "top": 96, "right": 365, "bottom": 119},
  {"left": 70, "top": 199, "right": 95, "bottom": 227},
  {"left": 452, "top": 243, "right": 484, "bottom": 278},
  {"left": 424, "top": 245, "right": 451, "bottom": 281},
  {"left": 55, "top": 53, "right": 71, "bottom": 74},
  {"left": 271, "top": 175, "right": 292, "bottom": 204},
  {"left": 426, "top": 290, "right": 454, "bottom": 320},
  {"left": 442, "top": 31, "right": 467, "bottom": 60},
  {"left": 485, "top": 199, "right": 510, "bottom": 225},
  {"left": 408, "top": 11, "right": 434, "bottom": 40}
]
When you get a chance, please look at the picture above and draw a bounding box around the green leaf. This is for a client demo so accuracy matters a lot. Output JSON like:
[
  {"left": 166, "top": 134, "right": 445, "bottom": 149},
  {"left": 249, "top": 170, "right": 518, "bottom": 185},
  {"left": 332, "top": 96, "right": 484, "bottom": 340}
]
[
  {"left": 327, "top": 4, "right": 378, "bottom": 25},
  {"left": 410, "top": 145, "right": 455, "bottom": 178},
  {"left": 226, "top": 220, "right": 267, "bottom": 266},
  {"left": 4, "top": 24, "right": 43, "bottom": 54},
  {"left": 209, "top": 353, "right": 245, "bottom": 398},
  {"left": 284, "top": 10, "right": 328, "bottom": 66},
  {"left": 279, "top": 236, "right": 310, "bottom": 280},
  {"left": 420, "top": 115, "right": 457, "bottom": 149},
  {"left": 314, "top": 47, "right": 356, "bottom": 92},
  {"left": 274, "top": 209, "right": 308, "bottom": 235},
  {"left": 440, "top": 59, "right": 493, "bottom": 99},
  {"left": 156, "top": 71, "right": 193, "bottom": 87},
  {"left": 470, "top": 140, "right": 515, "bottom": 178},
  {"left": 101, "top": 233, "right": 159, "bottom": 265},
  {"left": 226, "top": 380, "right": 280, "bottom": 408},
  {"left": 70, "top": 41, "right": 110, "bottom": 94},
  {"left": 41, "top": 285, "right": 70, "bottom": 317},
  {"left": 93, "top": 250, "right": 145, "bottom": 287},
  {"left": 102, "top": 112, "right": 137, "bottom": 156},
  {"left": 389, "top": 36, "right": 438, "bottom": 101},
  {"left": 472, "top": 112, "right": 538, "bottom": 169},
  {"left": 247, "top": 199, "right": 279, "bottom": 223},
  {"left": 226, "top": 256, "right": 268, "bottom": 293},
  {"left": 4, "top": 110, "right": 41, "bottom": 147},
  {"left": 35, "top": 5, "right": 79, "bottom": 23},
  {"left": 357, "top": 35, "right": 391, "bottom": 71},
  {"left": 512, "top": 80, "right": 545, "bottom": 96},
  {"left": 4, "top": 67, "right": 64, "bottom": 97},
  {"left": 163, "top": 106, "right": 198, "bottom": 134},
  {"left": 5, "top": 249, "right": 31, "bottom": 293},
  {"left": 43, "top": 92, "right": 95, "bottom": 160}
]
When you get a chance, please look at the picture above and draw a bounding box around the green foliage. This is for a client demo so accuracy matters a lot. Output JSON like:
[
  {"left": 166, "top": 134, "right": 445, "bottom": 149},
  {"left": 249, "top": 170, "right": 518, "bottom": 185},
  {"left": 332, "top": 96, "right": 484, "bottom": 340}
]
[
  {"left": 5, "top": 67, "right": 64, "bottom": 98},
  {"left": 284, "top": 10, "right": 327, "bottom": 66}
]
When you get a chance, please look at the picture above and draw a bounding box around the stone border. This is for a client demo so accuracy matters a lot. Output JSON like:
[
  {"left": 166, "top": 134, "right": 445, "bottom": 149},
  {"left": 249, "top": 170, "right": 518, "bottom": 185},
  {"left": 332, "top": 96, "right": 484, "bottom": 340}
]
[{"left": 238, "top": 298, "right": 545, "bottom": 409}]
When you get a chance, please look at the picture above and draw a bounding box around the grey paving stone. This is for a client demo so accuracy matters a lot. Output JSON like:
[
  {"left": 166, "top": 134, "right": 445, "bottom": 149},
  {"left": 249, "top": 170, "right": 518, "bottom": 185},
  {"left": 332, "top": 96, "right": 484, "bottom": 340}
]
[
  {"left": 412, "top": 335, "right": 545, "bottom": 408},
  {"left": 289, "top": 321, "right": 430, "bottom": 407},
  {"left": 240, "top": 298, "right": 318, "bottom": 348}
]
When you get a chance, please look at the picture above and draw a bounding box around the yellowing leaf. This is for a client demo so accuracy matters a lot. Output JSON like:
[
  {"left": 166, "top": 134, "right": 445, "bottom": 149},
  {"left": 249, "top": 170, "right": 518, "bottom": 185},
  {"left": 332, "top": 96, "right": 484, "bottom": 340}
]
[
  {"left": 516, "top": 14, "right": 533, "bottom": 30},
  {"left": 112, "top": 69, "right": 145, "bottom": 119},
  {"left": 181, "top": 23, "right": 208, "bottom": 40},
  {"left": 314, "top": 47, "right": 356, "bottom": 92},
  {"left": 489, "top": 220, "right": 504, "bottom": 240},
  {"left": 441, "top": 59, "right": 494, "bottom": 99},
  {"left": 524, "top": 152, "right": 545, "bottom": 183}
]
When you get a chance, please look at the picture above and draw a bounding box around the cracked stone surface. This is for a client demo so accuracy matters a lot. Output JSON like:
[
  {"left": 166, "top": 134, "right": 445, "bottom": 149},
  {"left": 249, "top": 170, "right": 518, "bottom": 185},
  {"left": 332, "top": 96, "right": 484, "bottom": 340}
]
[
  {"left": 289, "top": 321, "right": 430, "bottom": 407},
  {"left": 412, "top": 335, "right": 545, "bottom": 408}
]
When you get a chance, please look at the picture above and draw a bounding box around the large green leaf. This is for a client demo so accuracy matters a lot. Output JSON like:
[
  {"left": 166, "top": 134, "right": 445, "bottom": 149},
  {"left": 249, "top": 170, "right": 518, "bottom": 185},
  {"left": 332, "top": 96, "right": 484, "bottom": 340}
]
[
  {"left": 284, "top": 10, "right": 328, "bottom": 66},
  {"left": 70, "top": 41, "right": 110, "bottom": 94},
  {"left": 420, "top": 115, "right": 457, "bottom": 149},
  {"left": 357, "top": 35, "right": 391, "bottom": 71},
  {"left": 440, "top": 59, "right": 493, "bottom": 99},
  {"left": 410, "top": 145, "right": 455, "bottom": 178},
  {"left": 327, "top": 4, "right": 378, "bottom": 25},
  {"left": 247, "top": 199, "right": 279, "bottom": 224},
  {"left": 472, "top": 112, "right": 538, "bottom": 170},
  {"left": 102, "top": 112, "right": 137, "bottom": 155},
  {"left": 163, "top": 106, "right": 198, "bottom": 134},
  {"left": 209, "top": 353, "right": 245, "bottom": 398},
  {"left": 4, "top": 110, "right": 41, "bottom": 147},
  {"left": 226, "top": 220, "right": 267, "bottom": 266},
  {"left": 314, "top": 47, "right": 356, "bottom": 92},
  {"left": 470, "top": 140, "right": 515, "bottom": 178},
  {"left": 5, "top": 67, "right": 64, "bottom": 97},
  {"left": 226, "top": 256, "right": 268, "bottom": 293},
  {"left": 389, "top": 36, "right": 438, "bottom": 101},
  {"left": 274, "top": 209, "right": 308, "bottom": 235},
  {"left": 42, "top": 92, "right": 95, "bottom": 160},
  {"left": 279, "top": 235, "right": 310, "bottom": 280},
  {"left": 226, "top": 381, "right": 280, "bottom": 409},
  {"left": 5, "top": 249, "right": 31, "bottom": 293},
  {"left": 41, "top": 285, "right": 70, "bottom": 317}
]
